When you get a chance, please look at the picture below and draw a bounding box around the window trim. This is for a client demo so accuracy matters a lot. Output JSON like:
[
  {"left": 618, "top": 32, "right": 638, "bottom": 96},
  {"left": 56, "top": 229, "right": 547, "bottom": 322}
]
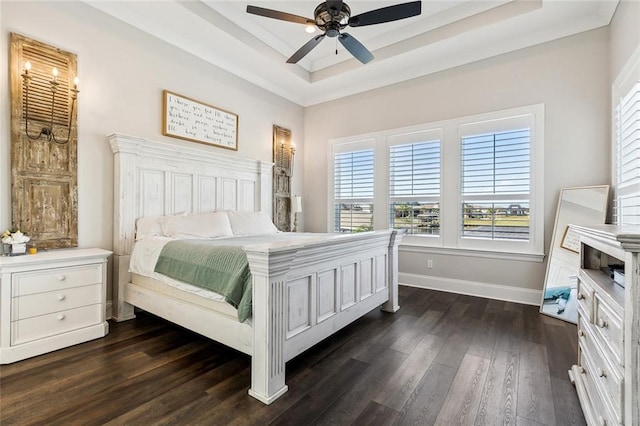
[
  {"left": 612, "top": 44, "right": 640, "bottom": 225},
  {"left": 327, "top": 104, "right": 545, "bottom": 257}
]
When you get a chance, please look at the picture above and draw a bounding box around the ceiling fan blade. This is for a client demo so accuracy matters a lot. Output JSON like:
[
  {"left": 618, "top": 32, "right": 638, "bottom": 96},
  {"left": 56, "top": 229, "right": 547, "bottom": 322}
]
[
  {"left": 325, "top": 0, "right": 344, "bottom": 17},
  {"left": 246, "top": 5, "right": 312, "bottom": 25},
  {"left": 348, "top": 1, "right": 421, "bottom": 27},
  {"left": 338, "top": 33, "right": 374, "bottom": 64},
  {"left": 287, "top": 34, "right": 326, "bottom": 64}
]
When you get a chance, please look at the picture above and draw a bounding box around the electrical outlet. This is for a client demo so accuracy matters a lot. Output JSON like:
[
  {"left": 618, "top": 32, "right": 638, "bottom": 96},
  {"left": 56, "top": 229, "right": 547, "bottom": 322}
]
[{"left": 427, "top": 259, "right": 433, "bottom": 269}]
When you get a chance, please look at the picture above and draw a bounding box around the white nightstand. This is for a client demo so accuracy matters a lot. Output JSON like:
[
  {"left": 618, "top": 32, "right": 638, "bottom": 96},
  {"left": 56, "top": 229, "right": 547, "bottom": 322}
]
[{"left": 0, "top": 248, "right": 111, "bottom": 364}]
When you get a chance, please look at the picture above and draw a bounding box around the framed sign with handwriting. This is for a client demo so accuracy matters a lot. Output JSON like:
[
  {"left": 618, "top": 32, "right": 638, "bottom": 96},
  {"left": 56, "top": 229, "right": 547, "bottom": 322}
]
[{"left": 162, "top": 90, "right": 238, "bottom": 150}]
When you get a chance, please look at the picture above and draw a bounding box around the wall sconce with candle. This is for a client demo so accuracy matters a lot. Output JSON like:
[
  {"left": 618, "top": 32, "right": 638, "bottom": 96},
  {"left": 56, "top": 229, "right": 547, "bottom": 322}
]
[
  {"left": 20, "top": 60, "right": 79, "bottom": 144},
  {"left": 273, "top": 125, "right": 296, "bottom": 232},
  {"left": 291, "top": 195, "right": 302, "bottom": 232}
]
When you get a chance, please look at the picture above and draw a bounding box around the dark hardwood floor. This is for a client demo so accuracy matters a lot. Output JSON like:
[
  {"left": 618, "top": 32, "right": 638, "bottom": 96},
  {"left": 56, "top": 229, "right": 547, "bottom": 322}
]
[{"left": 0, "top": 286, "right": 585, "bottom": 425}]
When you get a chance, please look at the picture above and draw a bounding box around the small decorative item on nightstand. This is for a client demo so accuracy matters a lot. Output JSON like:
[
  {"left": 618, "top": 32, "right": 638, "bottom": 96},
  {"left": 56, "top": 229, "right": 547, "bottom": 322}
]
[{"left": 1, "top": 230, "right": 30, "bottom": 256}]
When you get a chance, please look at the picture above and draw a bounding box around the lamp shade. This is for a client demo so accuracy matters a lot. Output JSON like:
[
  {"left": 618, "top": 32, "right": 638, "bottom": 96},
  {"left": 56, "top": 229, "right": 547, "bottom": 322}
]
[{"left": 291, "top": 195, "right": 303, "bottom": 213}]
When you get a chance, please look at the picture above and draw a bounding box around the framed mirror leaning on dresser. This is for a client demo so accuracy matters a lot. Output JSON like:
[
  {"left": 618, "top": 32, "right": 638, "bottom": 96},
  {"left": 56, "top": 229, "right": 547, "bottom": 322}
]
[{"left": 540, "top": 185, "right": 609, "bottom": 323}]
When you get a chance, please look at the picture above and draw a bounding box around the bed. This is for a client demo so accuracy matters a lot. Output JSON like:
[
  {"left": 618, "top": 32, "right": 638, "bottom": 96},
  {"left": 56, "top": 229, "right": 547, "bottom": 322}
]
[{"left": 109, "top": 133, "right": 403, "bottom": 404}]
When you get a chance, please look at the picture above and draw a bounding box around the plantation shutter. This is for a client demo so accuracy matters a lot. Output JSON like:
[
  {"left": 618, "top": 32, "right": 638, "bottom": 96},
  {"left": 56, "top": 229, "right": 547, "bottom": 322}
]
[
  {"left": 333, "top": 149, "right": 374, "bottom": 232},
  {"left": 460, "top": 128, "right": 531, "bottom": 241},
  {"left": 615, "top": 82, "right": 640, "bottom": 225}
]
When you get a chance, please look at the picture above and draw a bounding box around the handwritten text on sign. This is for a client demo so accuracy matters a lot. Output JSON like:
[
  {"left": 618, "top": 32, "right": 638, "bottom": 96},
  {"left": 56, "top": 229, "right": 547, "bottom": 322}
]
[{"left": 163, "top": 91, "right": 238, "bottom": 150}]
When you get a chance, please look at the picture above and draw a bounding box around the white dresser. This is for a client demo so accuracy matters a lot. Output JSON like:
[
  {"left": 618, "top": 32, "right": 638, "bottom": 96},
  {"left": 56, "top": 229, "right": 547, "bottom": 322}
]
[
  {"left": 568, "top": 225, "right": 640, "bottom": 426},
  {"left": 0, "top": 248, "right": 111, "bottom": 363}
]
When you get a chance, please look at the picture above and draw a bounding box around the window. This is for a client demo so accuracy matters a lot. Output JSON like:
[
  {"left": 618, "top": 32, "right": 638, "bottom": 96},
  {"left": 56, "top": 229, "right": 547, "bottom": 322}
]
[
  {"left": 389, "top": 136, "right": 441, "bottom": 235},
  {"left": 333, "top": 147, "right": 374, "bottom": 232},
  {"left": 613, "top": 81, "right": 640, "bottom": 225},
  {"left": 460, "top": 128, "right": 530, "bottom": 241},
  {"left": 328, "top": 105, "right": 544, "bottom": 258}
]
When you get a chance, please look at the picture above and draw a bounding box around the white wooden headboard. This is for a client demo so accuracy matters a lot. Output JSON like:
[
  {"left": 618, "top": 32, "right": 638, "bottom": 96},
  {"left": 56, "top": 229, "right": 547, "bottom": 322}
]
[
  {"left": 108, "top": 133, "right": 273, "bottom": 256},
  {"left": 108, "top": 133, "right": 273, "bottom": 320}
]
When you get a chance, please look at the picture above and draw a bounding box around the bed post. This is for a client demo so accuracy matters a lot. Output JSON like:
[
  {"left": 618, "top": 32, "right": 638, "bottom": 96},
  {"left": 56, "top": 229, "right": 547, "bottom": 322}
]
[
  {"left": 381, "top": 230, "right": 403, "bottom": 313},
  {"left": 109, "top": 134, "right": 138, "bottom": 321},
  {"left": 245, "top": 247, "right": 296, "bottom": 404}
]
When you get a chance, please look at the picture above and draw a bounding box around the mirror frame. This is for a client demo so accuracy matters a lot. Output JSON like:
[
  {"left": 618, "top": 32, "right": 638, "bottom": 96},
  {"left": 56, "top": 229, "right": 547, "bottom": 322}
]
[{"left": 540, "top": 185, "right": 609, "bottom": 323}]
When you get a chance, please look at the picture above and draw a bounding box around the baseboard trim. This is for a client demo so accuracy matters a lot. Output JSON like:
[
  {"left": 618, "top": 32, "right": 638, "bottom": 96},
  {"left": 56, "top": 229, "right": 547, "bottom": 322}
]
[{"left": 399, "top": 272, "right": 542, "bottom": 306}]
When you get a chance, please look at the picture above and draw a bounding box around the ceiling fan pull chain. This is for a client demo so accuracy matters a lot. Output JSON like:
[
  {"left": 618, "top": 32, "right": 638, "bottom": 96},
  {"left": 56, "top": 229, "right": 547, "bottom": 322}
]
[{"left": 335, "top": 38, "right": 338, "bottom": 55}]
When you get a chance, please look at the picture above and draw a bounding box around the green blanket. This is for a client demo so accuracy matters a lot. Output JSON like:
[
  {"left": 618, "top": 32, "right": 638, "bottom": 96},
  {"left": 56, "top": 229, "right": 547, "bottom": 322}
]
[{"left": 154, "top": 240, "right": 252, "bottom": 322}]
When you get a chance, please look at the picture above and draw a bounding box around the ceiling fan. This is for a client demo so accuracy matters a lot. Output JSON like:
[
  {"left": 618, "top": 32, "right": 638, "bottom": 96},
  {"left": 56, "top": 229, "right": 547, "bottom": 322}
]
[{"left": 246, "top": 1, "right": 422, "bottom": 65}]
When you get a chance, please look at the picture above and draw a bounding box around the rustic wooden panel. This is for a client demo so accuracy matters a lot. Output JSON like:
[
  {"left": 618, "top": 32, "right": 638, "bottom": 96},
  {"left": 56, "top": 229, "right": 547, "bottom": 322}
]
[
  {"left": 273, "top": 125, "right": 293, "bottom": 232},
  {"left": 360, "top": 258, "right": 374, "bottom": 299},
  {"left": 317, "top": 269, "right": 337, "bottom": 322},
  {"left": 10, "top": 33, "right": 78, "bottom": 249},
  {"left": 287, "top": 277, "right": 311, "bottom": 338},
  {"left": 197, "top": 176, "right": 216, "bottom": 213},
  {"left": 171, "top": 173, "right": 192, "bottom": 213},
  {"left": 220, "top": 178, "right": 237, "bottom": 210},
  {"left": 341, "top": 263, "right": 357, "bottom": 309},
  {"left": 140, "top": 170, "right": 165, "bottom": 217}
]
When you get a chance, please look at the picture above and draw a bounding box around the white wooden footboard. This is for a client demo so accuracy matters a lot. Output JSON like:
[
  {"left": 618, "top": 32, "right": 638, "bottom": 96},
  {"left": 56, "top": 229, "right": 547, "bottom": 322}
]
[{"left": 246, "top": 230, "right": 401, "bottom": 404}]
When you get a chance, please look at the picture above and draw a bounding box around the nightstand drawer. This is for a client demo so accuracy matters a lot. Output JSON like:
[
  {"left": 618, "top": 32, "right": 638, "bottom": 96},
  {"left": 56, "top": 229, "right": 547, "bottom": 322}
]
[
  {"left": 13, "top": 265, "right": 102, "bottom": 296},
  {"left": 594, "top": 294, "right": 624, "bottom": 367},
  {"left": 11, "top": 284, "right": 102, "bottom": 320},
  {"left": 11, "top": 304, "right": 103, "bottom": 346}
]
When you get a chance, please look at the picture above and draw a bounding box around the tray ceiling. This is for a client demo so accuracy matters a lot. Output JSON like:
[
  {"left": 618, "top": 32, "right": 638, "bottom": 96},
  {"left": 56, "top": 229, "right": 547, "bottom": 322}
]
[{"left": 85, "top": 0, "right": 619, "bottom": 106}]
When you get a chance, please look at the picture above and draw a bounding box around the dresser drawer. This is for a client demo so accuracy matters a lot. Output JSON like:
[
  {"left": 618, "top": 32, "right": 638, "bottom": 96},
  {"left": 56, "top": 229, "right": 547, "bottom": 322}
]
[
  {"left": 577, "top": 274, "right": 595, "bottom": 323},
  {"left": 11, "top": 284, "right": 102, "bottom": 320},
  {"left": 11, "top": 304, "right": 103, "bottom": 346},
  {"left": 594, "top": 294, "right": 624, "bottom": 366},
  {"left": 12, "top": 264, "right": 102, "bottom": 296},
  {"left": 579, "top": 327, "right": 624, "bottom": 424},
  {"left": 579, "top": 343, "right": 622, "bottom": 426}
]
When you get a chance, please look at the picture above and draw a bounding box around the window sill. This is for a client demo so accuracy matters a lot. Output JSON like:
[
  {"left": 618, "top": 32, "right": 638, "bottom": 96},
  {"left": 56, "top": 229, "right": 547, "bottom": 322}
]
[{"left": 399, "top": 243, "right": 545, "bottom": 263}]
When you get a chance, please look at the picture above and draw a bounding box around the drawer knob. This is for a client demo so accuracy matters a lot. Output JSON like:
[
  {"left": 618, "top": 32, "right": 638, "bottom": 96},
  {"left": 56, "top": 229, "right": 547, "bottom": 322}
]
[
  {"left": 578, "top": 366, "right": 585, "bottom": 374},
  {"left": 597, "top": 368, "right": 607, "bottom": 378},
  {"left": 57, "top": 275, "right": 66, "bottom": 281},
  {"left": 578, "top": 329, "right": 585, "bottom": 337},
  {"left": 597, "top": 318, "right": 608, "bottom": 328},
  {"left": 598, "top": 415, "right": 606, "bottom": 426},
  {"left": 578, "top": 292, "right": 585, "bottom": 300},
  {"left": 57, "top": 314, "right": 66, "bottom": 321},
  {"left": 58, "top": 294, "right": 66, "bottom": 301}
]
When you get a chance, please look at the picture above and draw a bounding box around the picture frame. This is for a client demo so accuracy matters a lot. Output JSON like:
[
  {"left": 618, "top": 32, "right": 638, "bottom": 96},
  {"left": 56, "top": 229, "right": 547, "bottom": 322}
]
[
  {"left": 560, "top": 225, "right": 580, "bottom": 253},
  {"left": 162, "top": 90, "right": 238, "bottom": 151}
]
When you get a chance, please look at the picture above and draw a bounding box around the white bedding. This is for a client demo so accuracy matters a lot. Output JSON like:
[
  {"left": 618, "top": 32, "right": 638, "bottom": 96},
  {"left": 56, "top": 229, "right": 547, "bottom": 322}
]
[{"left": 129, "top": 233, "right": 334, "bottom": 303}]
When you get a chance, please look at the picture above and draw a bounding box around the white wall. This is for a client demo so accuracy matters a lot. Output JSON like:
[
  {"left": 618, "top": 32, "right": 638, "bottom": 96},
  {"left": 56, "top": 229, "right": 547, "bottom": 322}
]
[
  {"left": 609, "top": 0, "right": 640, "bottom": 83},
  {"left": 0, "top": 2, "right": 304, "bottom": 298},
  {"left": 304, "top": 28, "right": 611, "bottom": 300}
]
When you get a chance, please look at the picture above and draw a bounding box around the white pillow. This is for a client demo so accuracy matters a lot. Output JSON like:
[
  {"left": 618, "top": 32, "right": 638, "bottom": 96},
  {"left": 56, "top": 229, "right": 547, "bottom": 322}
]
[
  {"left": 163, "top": 211, "right": 233, "bottom": 239},
  {"left": 135, "top": 215, "right": 164, "bottom": 240},
  {"left": 226, "top": 211, "right": 279, "bottom": 235}
]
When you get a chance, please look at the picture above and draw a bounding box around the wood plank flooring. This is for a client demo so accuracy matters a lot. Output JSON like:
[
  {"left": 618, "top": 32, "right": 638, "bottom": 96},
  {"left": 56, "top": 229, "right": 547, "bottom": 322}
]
[{"left": 0, "top": 286, "right": 585, "bottom": 425}]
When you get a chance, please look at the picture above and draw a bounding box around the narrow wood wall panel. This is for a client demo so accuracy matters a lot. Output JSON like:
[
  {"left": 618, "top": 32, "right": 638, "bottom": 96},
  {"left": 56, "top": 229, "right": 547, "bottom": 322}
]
[
  {"left": 198, "top": 176, "right": 217, "bottom": 213},
  {"left": 10, "top": 33, "right": 78, "bottom": 248},
  {"left": 287, "top": 277, "right": 311, "bottom": 338},
  {"left": 360, "top": 258, "right": 374, "bottom": 300},
  {"left": 140, "top": 170, "right": 165, "bottom": 217},
  {"left": 221, "top": 178, "right": 237, "bottom": 210},
  {"left": 172, "top": 173, "right": 192, "bottom": 214},
  {"left": 317, "top": 269, "right": 337, "bottom": 322},
  {"left": 376, "top": 254, "right": 387, "bottom": 291},
  {"left": 341, "top": 264, "right": 357, "bottom": 310}
]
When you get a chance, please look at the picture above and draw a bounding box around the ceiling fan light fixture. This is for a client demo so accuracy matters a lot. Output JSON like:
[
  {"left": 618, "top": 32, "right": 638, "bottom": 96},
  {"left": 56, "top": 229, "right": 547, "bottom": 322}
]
[{"left": 246, "top": 1, "right": 422, "bottom": 64}]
